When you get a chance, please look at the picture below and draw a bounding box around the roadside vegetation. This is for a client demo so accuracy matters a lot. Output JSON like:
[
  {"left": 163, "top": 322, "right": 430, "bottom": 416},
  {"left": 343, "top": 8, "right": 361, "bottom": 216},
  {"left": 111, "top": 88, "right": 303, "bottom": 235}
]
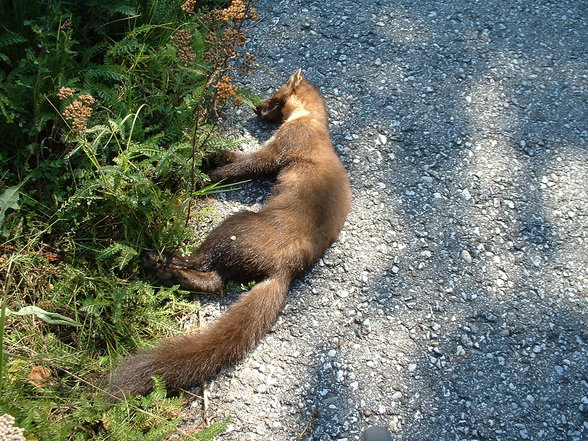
[{"left": 0, "top": 0, "right": 260, "bottom": 439}]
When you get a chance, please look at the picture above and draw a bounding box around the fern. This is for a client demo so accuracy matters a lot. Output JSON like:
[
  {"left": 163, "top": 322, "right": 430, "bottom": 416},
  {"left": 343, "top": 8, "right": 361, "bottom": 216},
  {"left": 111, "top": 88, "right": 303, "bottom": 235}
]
[
  {"left": 193, "top": 418, "right": 232, "bottom": 441},
  {"left": 81, "top": 42, "right": 108, "bottom": 64},
  {"left": 146, "top": 0, "right": 182, "bottom": 25},
  {"left": 1, "top": 0, "right": 256, "bottom": 438},
  {"left": 97, "top": 242, "right": 139, "bottom": 270},
  {"left": 81, "top": 65, "right": 125, "bottom": 82},
  {"left": 0, "top": 32, "right": 27, "bottom": 48},
  {"left": 111, "top": 4, "right": 139, "bottom": 17},
  {"left": 106, "top": 24, "right": 159, "bottom": 61},
  {"left": 0, "top": 89, "right": 19, "bottom": 123}
]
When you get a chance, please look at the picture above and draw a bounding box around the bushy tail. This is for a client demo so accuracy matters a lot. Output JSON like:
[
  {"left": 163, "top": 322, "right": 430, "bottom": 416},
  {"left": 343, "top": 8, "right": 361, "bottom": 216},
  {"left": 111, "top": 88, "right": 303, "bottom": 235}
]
[{"left": 108, "top": 275, "right": 290, "bottom": 399}]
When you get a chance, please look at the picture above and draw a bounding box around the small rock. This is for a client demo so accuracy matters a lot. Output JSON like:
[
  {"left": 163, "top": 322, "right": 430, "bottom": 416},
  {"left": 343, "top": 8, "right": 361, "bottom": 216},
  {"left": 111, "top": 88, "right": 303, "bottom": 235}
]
[
  {"left": 461, "top": 188, "right": 472, "bottom": 200},
  {"left": 460, "top": 249, "right": 473, "bottom": 264}
]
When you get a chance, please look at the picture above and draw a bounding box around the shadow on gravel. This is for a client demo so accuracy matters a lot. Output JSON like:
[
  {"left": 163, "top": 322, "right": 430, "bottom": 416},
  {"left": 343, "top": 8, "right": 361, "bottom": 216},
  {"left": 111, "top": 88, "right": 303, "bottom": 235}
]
[
  {"left": 297, "top": 350, "right": 355, "bottom": 441},
  {"left": 291, "top": 1, "right": 588, "bottom": 439},
  {"left": 398, "top": 304, "right": 588, "bottom": 441}
]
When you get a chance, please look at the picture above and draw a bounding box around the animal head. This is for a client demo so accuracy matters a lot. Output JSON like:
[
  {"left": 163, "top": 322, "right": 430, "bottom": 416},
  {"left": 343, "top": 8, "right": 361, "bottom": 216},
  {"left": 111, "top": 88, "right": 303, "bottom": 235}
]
[{"left": 256, "top": 69, "right": 325, "bottom": 123}]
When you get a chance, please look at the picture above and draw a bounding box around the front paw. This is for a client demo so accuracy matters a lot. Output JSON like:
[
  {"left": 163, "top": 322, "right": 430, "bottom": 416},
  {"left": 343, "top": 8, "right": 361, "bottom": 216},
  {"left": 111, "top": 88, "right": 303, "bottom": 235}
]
[
  {"left": 207, "top": 150, "right": 237, "bottom": 169},
  {"left": 218, "top": 149, "right": 238, "bottom": 164},
  {"left": 206, "top": 151, "right": 238, "bottom": 183},
  {"left": 141, "top": 251, "right": 161, "bottom": 271},
  {"left": 207, "top": 165, "right": 229, "bottom": 183},
  {"left": 141, "top": 251, "right": 173, "bottom": 281}
]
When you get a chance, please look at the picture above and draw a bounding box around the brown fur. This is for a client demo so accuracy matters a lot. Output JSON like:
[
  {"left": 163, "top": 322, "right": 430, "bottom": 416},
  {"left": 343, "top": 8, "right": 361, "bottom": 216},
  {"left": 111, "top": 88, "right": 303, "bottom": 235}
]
[{"left": 108, "top": 70, "right": 352, "bottom": 398}]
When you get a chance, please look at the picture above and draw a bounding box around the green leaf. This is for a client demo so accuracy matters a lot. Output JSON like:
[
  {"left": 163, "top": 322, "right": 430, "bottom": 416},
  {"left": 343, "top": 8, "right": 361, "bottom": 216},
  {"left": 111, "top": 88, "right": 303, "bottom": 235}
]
[
  {"left": 96, "top": 242, "right": 139, "bottom": 270},
  {"left": 237, "top": 87, "right": 263, "bottom": 110},
  {"left": 7, "top": 306, "right": 81, "bottom": 327},
  {"left": 193, "top": 417, "right": 231, "bottom": 441},
  {"left": 0, "top": 184, "right": 21, "bottom": 226}
]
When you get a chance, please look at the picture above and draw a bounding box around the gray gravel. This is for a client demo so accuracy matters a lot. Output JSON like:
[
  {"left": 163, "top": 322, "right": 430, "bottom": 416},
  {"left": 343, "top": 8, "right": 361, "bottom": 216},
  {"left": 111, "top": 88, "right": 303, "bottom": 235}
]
[{"left": 185, "top": 1, "right": 588, "bottom": 440}]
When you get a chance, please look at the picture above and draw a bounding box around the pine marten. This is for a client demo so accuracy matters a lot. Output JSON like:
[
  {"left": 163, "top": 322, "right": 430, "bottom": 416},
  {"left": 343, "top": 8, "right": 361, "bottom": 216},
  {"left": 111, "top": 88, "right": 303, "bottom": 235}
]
[{"left": 108, "top": 70, "right": 352, "bottom": 397}]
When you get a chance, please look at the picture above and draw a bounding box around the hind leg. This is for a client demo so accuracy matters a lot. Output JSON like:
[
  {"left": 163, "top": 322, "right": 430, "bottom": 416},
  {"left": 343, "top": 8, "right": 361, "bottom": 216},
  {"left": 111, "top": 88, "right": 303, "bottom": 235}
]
[
  {"left": 170, "top": 268, "right": 224, "bottom": 294},
  {"left": 142, "top": 251, "right": 224, "bottom": 294}
]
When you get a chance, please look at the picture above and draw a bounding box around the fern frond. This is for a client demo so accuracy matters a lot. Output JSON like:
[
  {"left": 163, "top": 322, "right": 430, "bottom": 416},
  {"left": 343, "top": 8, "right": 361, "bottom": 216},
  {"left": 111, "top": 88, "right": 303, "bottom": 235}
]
[
  {"left": 81, "top": 65, "right": 125, "bottom": 82},
  {"left": 81, "top": 42, "right": 108, "bottom": 64},
  {"left": 112, "top": 4, "right": 139, "bottom": 17},
  {"left": 0, "top": 32, "right": 27, "bottom": 48}
]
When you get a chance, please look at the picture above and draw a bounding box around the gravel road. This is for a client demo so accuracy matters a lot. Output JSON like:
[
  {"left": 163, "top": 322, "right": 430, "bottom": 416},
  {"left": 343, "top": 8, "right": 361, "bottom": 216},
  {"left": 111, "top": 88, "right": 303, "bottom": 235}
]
[{"left": 185, "top": 1, "right": 588, "bottom": 440}]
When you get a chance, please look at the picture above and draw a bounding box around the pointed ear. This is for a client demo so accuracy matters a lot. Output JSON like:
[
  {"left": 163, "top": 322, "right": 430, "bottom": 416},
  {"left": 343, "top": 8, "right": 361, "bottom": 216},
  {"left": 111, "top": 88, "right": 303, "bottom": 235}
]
[{"left": 287, "top": 68, "right": 304, "bottom": 88}]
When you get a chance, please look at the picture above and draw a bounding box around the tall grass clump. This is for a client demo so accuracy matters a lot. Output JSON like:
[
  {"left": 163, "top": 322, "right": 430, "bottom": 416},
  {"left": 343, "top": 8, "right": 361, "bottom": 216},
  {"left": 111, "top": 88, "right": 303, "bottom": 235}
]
[{"left": 0, "top": 0, "right": 259, "bottom": 439}]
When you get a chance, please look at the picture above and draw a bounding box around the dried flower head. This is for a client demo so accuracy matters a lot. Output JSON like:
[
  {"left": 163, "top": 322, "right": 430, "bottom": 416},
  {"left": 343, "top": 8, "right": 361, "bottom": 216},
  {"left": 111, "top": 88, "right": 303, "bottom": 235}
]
[
  {"left": 61, "top": 18, "right": 73, "bottom": 31},
  {"left": 239, "top": 53, "right": 257, "bottom": 73},
  {"left": 171, "top": 30, "right": 192, "bottom": 46},
  {"left": 204, "top": 0, "right": 258, "bottom": 25},
  {"left": 171, "top": 30, "right": 196, "bottom": 65},
  {"left": 57, "top": 87, "right": 75, "bottom": 100},
  {"left": 181, "top": 0, "right": 196, "bottom": 13},
  {"left": 216, "top": 75, "right": 237, "bottom": 101},
  {"left": 203, "top": 8, "right": 224, "bottom": 24},
  {"left": 63, "top": 94, "right": 95, "bottom": 134},
  {"left": 78, "top": 94, "right": 95, "bottom": 106},
  {"left": 221, "top": 0, "right": 247, "bottom": 21},
  {"left": 178, "top": 47, "right": 196, "bottom": 64},
  {"left": 223, "top": 29, "right": 246, "bottom": 47},
  {"left": 249, "top": 6, "right": 260, "bottom": 21}
]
